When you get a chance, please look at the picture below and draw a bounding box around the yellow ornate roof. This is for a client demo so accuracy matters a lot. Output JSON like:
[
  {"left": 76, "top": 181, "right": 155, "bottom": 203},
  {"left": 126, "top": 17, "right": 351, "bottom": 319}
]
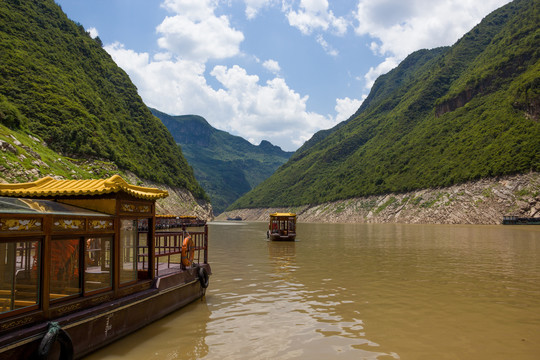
[
  {"left": 0, "top": 175, "right": 169, "bottom": 200},
  {"left": 270, "top": 212, "right": 296, "bottom": 217},
  {"left": 156, "top": 214, "right": 197, "bottom": 218}
]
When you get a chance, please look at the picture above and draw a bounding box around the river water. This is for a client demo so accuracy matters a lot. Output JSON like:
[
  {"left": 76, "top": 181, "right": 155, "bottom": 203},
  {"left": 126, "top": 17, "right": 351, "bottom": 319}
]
[{"left": 85, "top": 222, "right": 540, "bottom": 360}]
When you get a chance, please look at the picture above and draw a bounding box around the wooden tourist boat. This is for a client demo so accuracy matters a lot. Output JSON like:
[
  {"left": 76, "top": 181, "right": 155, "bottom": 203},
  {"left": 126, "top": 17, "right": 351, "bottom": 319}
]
[
  {"left": 267, "top": 213, "right": 297, "bottom": 241},
  {"left": 0, "top": 175, "right": 210, "bottom": 360}
]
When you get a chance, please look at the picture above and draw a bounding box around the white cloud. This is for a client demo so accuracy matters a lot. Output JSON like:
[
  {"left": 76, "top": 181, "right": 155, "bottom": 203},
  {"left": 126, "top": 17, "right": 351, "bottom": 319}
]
[
  {"left": 335, "top": 97, "right": 364, "bottom": 122},
  {"left": 104, "top": 42, "right": 220, "bottom": 114},
  {"left": 355, "top": 0, "right": 512, "bottom": 87},
  {"left": 157, "top": 0, "right": 244, "bottom": 62},
  {"left": 210, "top": 65, "right": 337, "bottom": 149},
  {"left": 286, "top": 0, "right": 348, "bottom": 36},
  {"left": 104, "top": 43, "right": 335, "bottom": 151},
  {"left": 87, "top": 27, "right": 99, "bottom": 39},
  {"left": 364, "top": 56, "right": 399, "bottom": 89},
  {"left": 316, "top": 34, "right": 338, "bottom": 57},
  {"left": 262, "top": 59, "right": 281, "bottom": 74},
  {"left": 244, "top": 0, "right": 275, "bottom": 19},
  {"left": 161, "top": 0, "right": 214, "bottom": 21}
]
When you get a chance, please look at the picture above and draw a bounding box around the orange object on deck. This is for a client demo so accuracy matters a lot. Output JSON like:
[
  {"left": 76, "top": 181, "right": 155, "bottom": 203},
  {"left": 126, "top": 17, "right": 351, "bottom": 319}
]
[{"left": 181, "top": 236, "right": 195, "bottom": 266}]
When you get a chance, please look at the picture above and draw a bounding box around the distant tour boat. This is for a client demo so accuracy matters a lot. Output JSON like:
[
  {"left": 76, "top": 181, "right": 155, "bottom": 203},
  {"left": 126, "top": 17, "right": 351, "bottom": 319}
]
[
  {"left": 227, "top": 216, "right": 242, "bottom": 221},
  {"left": 0, "top": 175, "right": 210, "bottom": 359},
  {"left": 267, "top": 213, "right": 297, "bottom": 241},
  {"left": 502, "top": 216, "right": 540, "bottom": 225}
]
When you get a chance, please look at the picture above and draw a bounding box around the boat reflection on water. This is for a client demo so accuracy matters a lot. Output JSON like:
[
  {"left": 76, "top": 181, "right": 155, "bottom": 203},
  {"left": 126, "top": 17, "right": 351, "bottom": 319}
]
[{"left": 267, "top": 240, "right": 297, "bottom": 282}]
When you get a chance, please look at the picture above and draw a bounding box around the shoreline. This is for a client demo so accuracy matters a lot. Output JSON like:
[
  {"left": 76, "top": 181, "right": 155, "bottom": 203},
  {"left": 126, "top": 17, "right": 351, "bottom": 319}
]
[{"left": 217, "top": 172, "right": 540, "bottom": 225}]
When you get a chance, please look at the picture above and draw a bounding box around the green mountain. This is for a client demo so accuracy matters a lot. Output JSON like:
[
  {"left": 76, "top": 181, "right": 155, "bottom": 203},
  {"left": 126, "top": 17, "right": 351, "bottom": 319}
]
[
  {"left": 150, "top": 108, "right": 293, "bottom": 214},
  {"left": 231, "top": 0, "right": 540, "bottom": 209},
  {"left": 0, "top": 0, "right": 206, "bottom": 200}
]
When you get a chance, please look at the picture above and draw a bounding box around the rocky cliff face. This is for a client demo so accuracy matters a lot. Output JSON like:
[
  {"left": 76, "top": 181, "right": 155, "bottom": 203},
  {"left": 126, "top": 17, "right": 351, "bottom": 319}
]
[{"left": 218, "top": 172, "right": 540, "bottom": 225}]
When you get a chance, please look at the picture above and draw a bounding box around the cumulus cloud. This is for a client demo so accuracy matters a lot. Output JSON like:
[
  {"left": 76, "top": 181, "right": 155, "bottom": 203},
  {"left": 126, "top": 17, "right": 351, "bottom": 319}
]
[
  {"left": 286, "top": 0, "right": 348, "bottom": 35},
  {"left": 161, "top": 0, "right": 214, "bottom": 20},
  {"left": 209, "top": 65, "right": 337, "bottom": 149},
  {"left": 87, "top": 27, "right": 99, "bottom": 39},
  {"left": 335, "top": 97, "right": 364, "bottom": 122},
  {"left": 244, "top": 0, "right": 276, "bottom": 19},
  {"left": 355, "top": 0, "right": 512, "bottom": 87},
  {"left": 364, "top": 56, "right": 399, "bottom": 89},
  {"left": 262, "top": 59, "right": 281, "bottom": 74},
  {"left": 105, "top": 43, "right": 335, "bottom": 151},
  {"left": 157, "top": 0, "right": 244, "bottom": 62}
]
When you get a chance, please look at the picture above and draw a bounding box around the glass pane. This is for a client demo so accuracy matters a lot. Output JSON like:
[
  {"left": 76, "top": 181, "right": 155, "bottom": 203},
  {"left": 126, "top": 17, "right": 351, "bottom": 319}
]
[
  {"left": 0, "top": 240, "right": 40, "bottom": 314},
  {"left": 137, "top": 219, "right": 150, "bottom": 274},
  {"left": 120, "top": 219, "right": 137, "bottom": 284},
  {"left": 0, "top": 196, "right": 112, "bottom": 217},
  {"left": 50, "top": 239, "right": 81, "bottom": 300},
  {"left": 85, "top": 237, "right": 112, "bottom": 293}
]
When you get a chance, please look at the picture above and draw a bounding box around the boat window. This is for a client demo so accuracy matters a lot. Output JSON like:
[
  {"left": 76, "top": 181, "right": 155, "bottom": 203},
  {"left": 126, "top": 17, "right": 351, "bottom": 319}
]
[
  {"left": 0, "top": 239, "right": 40, "bottom": 314},
  {"left": 137, "top": 219, "right": 149, "bottom": 279},
  {"left": 84, "top": 236, "right": 112, "bottom": 293},
  {"left": 50, "top": 238, "right": 81, "bottom": 300},
  {"left": 288, "top": 220, "right": 295, "bottom": 231},
  {"left": 120, "top": 219, "right": 138, "bottom": 284}
]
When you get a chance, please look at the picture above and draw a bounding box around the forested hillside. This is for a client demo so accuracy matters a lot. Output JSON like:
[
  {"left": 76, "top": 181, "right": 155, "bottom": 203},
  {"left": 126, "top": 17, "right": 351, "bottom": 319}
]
[
  {"left": 0, "top": 0, "right": 206, "bottom": 200},
  {"left": 151, "top": 109, "right": 293, "bottom": 214},
  {"left": 231, "top": 0, "right": 539, "bottom": 210}
]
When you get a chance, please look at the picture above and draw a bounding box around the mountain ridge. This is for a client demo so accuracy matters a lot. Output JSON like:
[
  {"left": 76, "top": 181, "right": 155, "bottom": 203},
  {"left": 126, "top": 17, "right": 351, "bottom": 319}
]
[
  {"left": 230, "top": 0, "right": 540, "bottom": 211},
  {"left": 150, "top": 108, "right": 293, "bottom": 214}
]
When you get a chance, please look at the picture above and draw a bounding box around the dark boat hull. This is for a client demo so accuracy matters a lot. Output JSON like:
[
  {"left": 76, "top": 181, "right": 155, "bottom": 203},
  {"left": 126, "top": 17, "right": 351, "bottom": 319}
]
[
  {"left": 0, "top": 265, "right": 210, "bottom": 360},
  {"left": 269, "top": 234, "right": 296, "bottom": 241}
]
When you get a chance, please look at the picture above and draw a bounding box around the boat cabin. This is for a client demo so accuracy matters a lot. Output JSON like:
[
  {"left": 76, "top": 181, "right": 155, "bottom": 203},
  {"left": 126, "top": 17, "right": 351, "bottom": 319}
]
[
  {"left": 268, "top": 213, "right": 297, "bottom": 241},
  {"left": 0, "top": 175, "right": 209, "bottom": 358}
]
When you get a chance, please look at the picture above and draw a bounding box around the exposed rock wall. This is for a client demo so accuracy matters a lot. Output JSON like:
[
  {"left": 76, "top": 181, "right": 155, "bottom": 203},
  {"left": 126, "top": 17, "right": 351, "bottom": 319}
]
[{"left": 218, "top": 172, "right": 540, "bottom": 225}]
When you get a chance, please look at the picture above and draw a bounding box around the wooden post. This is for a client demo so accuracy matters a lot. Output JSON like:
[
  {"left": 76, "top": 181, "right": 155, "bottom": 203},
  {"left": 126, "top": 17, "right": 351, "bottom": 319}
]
[
  {"left": 204, "top": 224, "right": 208, "bottom": 264},
  {"left": 149, "top": 215, "right": 155, "bottom": 280},
  {"left": 113, "top": 197, "right": 120, "bottom": 298},
  {"left": 42, "top": 216, "right": 51, "bottom": 318}
]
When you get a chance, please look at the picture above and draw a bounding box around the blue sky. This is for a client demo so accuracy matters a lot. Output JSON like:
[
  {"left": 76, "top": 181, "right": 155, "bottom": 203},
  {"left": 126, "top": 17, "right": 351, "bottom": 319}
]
[{"left": 54, "top": 0, "right": 511, "bottom": 151}]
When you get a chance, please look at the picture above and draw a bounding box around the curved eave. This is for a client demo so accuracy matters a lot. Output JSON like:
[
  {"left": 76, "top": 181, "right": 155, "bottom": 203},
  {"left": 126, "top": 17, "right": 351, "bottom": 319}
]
[{"left": 0, "top": 175, "right": 169, "bottom": 200}]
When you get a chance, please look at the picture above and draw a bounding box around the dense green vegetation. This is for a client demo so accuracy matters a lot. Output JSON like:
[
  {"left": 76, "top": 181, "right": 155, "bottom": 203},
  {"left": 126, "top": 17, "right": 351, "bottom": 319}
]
[
  {"left": 151, "top": 109, "right": 293, "bottom": 214},
  {"left": 0, "top": 0, "right": 205, "bottom": 199},
  {"left": 231, "top": 0, "right": 540, "bottom": 209}
]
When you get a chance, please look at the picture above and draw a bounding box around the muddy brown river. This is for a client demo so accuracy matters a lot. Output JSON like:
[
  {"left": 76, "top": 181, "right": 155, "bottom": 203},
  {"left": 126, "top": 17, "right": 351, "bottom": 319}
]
[{"left": 85, "top": 222, "right": 540, "bottom": 359}]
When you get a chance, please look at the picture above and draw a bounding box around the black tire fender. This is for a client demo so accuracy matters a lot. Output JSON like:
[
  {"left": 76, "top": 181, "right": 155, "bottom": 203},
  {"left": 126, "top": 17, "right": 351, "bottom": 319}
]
[
  {"left": 38, "top": 321, "right": 74, "bottom": 360},
  {"left": 198, "top": 266, "right": 209, "bottom": 289}
]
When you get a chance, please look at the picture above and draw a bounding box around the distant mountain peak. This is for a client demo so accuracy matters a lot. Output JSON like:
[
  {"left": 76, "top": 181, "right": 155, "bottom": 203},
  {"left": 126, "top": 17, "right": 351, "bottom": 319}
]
[{"left": 151, "top": 109, "right": 294, "bottom": 214}]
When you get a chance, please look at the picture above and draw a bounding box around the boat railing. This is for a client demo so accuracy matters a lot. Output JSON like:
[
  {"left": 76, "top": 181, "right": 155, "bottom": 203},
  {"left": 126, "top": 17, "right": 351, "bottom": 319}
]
[{"left": 151, "top": 226, "right": 208, "bottom": 276}]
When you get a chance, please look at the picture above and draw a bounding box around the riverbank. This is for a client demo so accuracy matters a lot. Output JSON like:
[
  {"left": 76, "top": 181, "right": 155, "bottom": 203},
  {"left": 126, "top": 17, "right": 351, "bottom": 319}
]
[{"left": 218, "top": 172, "right": 540, "bottom": 224}]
